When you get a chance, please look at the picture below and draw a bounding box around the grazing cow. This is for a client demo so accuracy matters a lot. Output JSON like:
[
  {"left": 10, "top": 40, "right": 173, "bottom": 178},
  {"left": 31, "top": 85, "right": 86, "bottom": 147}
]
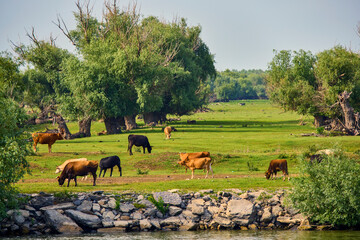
[
  {"left": 179, "top": 151, "right": 210, "bottom": 172},
  {"left": 57, "top": 160, "right": 98, "bottom": 187},
  {"left": 32, "top": 128, "right": 65, "bottom": 153},
  {"left": 55, "top": 158, "right": 88, "bottom": 174},
  {"left": 178, "top": 157, "right": 213, "bottom": 179},
  {"left": 99, "top": 155, "right": 122, "bottom": 177},
  {"left": 265, "top": 159, "right": 290, "bottom": 181},
  {"left": 128, "top": 134, "right": 152, "bottom": 156},
  {"left": 163, "top": 126, "right": 173, "bottom": 139}
]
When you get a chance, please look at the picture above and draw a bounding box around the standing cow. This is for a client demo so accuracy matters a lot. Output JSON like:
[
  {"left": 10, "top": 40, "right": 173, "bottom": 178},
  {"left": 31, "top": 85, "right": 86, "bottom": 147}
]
[
  {"left": 163, "top": 126, "right": 177, "bottom": 139},
  {"left": 127, "top": 134, "right": 152, "bottom": 155},
  {"left": 99, "top": 155, "right": 122, "bottom": 177},
  {"left": 32, "top": 128, "right": 65, "bottom": 153},
  {"left": 57, "top": 160, "right": 98, "bottom": 187}
]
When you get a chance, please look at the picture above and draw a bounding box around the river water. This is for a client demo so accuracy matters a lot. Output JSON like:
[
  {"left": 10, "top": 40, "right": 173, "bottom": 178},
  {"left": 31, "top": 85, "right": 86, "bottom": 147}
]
[{"left": 4, "top": 230, "right": 360, "bottom": 240}]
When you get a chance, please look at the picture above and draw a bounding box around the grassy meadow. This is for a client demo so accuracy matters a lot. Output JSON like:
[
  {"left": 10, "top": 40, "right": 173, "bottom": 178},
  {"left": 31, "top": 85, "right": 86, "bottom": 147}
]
[{"left": 18, "top": 100, "right": 360, "bottom": 194}]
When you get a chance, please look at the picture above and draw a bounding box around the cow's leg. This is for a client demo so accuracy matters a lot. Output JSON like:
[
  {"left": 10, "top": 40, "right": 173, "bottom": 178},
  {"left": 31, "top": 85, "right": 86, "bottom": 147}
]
[
  {"left": 128, "top": 144, "right": 133, "bottom": 155},
  {"left": 67, "top": 178, "right": 71, "bottom": 187},
  {"left": 48, "top": 144, "right": 52, "bottom": 153},
  {"left": 118, "top": 164, "right": 122, "bottom": 176},
  {"left": 110, "top": 167, "right": 113, "bottom": 177},
  {"left": 102, "top": 169, "right": 107, "bottom": 177},
  {"left": 205, "top": 167, "right": 209, "bottom": 179},
  {"left": 92, "top": 172, "right": 97, "bottom": 186},
  {"left": 143, "top": 146, "right": 146, "bottom": 154},
  {"left": 74, "top": 177, "right": 78, "bottom": 186},
  {"left": 33, "top": 142, "right": 37, "bottom": 152},
  {"left": 99, "top": 168, "right": 103, "bottom": 178},
  {"left": 191, "top": 169, "right": 194, "bottom": 179}
]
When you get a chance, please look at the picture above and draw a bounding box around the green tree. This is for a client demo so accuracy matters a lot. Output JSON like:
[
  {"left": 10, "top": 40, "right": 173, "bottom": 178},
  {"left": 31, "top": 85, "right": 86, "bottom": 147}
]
[{"left": 0, "top": 87, "right": 31, "bottom": 218}]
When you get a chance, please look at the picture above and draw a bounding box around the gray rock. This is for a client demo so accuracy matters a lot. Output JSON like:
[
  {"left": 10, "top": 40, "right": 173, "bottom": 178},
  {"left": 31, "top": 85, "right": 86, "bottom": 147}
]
[
  {"left": 137, "top": 199, "right": 154, "bottom": 208},
  {"left": 160, "top": 216, "right": 181, "bottom": 227},
  {"left": 40, "top": 202, "right": 75, "bottom": 211},
  {"left": 102, "top": 220, "right": 114, "bottom": 228},
  {"left": 226, "top": 199, "right": 254, "bottom": 219},
  {"left": 44, "top": 210, "right": 82, "bottom": 234},
  {"left": 153, "top": 192, "right": 182, "bottom": 206},
  {"left": 149, "top": 219, "right": 161, "bottom": 230},
  {"left": 13, "top": 212, "right": 25, "bottom": 225},
  {"left": 24, "top": 205, "right": 36, "bottom": 212},
  {"left": 65, "top": 209, "right": 102, "bottom": 229},
  {"left": 208, "top": 206, "right": 220, "bottom": 215},
  {"left": 191, "top": 204, "right": 205, "bottom": 215},
  {"left": 120, "top": 203, "right": 135, "bottom": 213},
  {"left": 169, "top": 206, "right": 182, "bottom": 216},
  {"left": 211, "top": 216, "right": 232, "bottom": 228},
  {"left": 77, "top": 200, "right": 92, "bottom": 212},
  {"left": 30, "top": 195, "right": 55, "bottom": 210},
  {"left": 103, "top": 210, "right": 116, "bottom": 221},
  {"left": 131, "top": 212, "right": 143, "bottom": 220},
  {"left": 199, "top": 189, "right": 214, "bottom": 194},
  {"left": 144, "top": 208, "right": 157, "bottom": 217},
  {"left": 232, "top": 218, "right": 249, "bottom": 226},
  {"left": 108, "top": 198, "right": 117, "bottom": 209},
  {"left": 92, "top": 203, "right": 101, "bottom": 212},
  {"left": 272, "top": 205, "right": 282, "bottom": 217}
]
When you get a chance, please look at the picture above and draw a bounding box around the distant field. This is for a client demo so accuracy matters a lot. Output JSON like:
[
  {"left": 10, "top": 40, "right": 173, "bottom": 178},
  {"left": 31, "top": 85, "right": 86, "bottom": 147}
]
[{"left": 18, "top": 100, "right": 360, "bottom": 193}]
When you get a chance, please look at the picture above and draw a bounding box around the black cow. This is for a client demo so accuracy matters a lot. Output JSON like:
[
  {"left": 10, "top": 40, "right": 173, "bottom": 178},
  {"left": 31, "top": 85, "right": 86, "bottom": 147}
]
[
  {"left": 99, "top": 155, "right": 122, "bottom": 177},
  {"left": 128, "top": 134, "right": 152, "bottom": 156}
]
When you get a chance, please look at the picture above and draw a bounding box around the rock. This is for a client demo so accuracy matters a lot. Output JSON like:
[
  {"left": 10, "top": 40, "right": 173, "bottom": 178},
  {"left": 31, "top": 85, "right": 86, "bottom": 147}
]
[
  {"left": 232, "top": 218, "right": 249, "bottom": 226},
  {"left": 120, "top": 203, "right": 135, "bottom": 213},
  {"left": 149, "top": 219, "right": 161, "bottom": 230},
  {"left": 44, "top": 210, "right": 82, "bottom": 234},
  {"left": 191, "top": 199, "right": 205, "bottom": 206},
  {"left": 272, "top": 205, "right": 282, "bottom": 217},
  {"left": 92, "top": 203, "right": 101, "bottom": 212},
  {"left": 207, "top": 206, "right": 220, "bottom": 215},
  {"left": 190, "top": 204, "right": 204, "bottom": 215},
  {"left": 169, "top": 206, "right": 182, "bottom": 216},
  {"left": 153, "top": 192, "right": 182, "bottom": 206},
  {"left": 131, "top": 212, "right": 143, "bottom": 220},
  {"left": 137, "top": 199, "right": 154, "bottom": 208},
  {"left": 13, "top": 212, "right": 26, "bottom": 225},
  {"left": 77, "top": 200, "right": 92, "bottom": 212},
  {"left": 144, "top": 208, "right": 157, "bottom": 217},
  {"left": 40, "top": 203, "right": 76, "bottom": 211},
  {"left": 199, "top": 189, "right": 214, "bottom": 194},
  {"left": 226, "top": 199, "right": 254, "bottom": 219},
  {"left": 260, "top": 207, "right": 273, "bottom": 223},
  {"left": 29, "top": 195, "right": 55, "bottom": 210},
  {"left": 102, "top": 220, "right": 114, "bottom": 228},
  {"left": 114, "top": 220, "right": 130, "bottom": 228},
  {"left": 139, "top": 219, "right": 152, "bottom": 230},
  {"left": 103, "top": 210, "right": 116, "bottom": 221},
  {"left": 277, "top": 216, "right": 293, "bottom": 224},
  {"left": 160, "top": 216, "right": 181, "bottom": 227},
  {"left": 24, "top": 205, "right": 36, "bottom": 212},
  {"left": 211, "top": 216, "right": 232, "bottom": 228},
  {"left": 65, "top": 209, "right": 102, "bottom": 230},
  {"left": 248, "top": 223, "right": 258, "bottom": 230},
  {"left": 108, "top": 198, "right": 117, "bottom": 209}
]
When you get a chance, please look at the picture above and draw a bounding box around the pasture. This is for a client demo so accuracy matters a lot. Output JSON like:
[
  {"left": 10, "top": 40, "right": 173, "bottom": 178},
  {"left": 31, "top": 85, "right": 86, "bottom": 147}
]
[{"left": 18, "top": 100, "right": 360, "bottom": 193}]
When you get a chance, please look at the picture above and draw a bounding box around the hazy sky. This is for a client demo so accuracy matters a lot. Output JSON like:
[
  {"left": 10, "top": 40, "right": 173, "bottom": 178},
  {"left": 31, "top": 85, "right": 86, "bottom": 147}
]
[{"left": 1, "top": 0, "right": 359, "bottom": 71}]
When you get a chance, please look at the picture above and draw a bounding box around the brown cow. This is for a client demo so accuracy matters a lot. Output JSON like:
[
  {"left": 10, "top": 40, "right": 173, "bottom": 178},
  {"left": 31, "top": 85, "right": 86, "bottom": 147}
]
[
  {"left": 57, "top": 160, "right": 98, "bottom": 187},
  {"left": 178, "top": 157, "right": 213, "bottom": 179},
  {"left": 179, "top": 152, "right": 210, "bottom": 172},
  {"left": 164, "top": 126, "right": 172, "bottom": 139},
  {"left": 32, "top": 128, "right": 65, "bottom": 153},
  {"left": 55, "top": 158, "right": 88, "bottom": 174},
  {"left": 265, "top": 159, "right": 290, "bottom": 181}
]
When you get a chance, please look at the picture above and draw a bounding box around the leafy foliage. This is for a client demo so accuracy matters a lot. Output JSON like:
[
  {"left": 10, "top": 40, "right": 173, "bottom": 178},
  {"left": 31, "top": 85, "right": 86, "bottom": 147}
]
[
  {"left": 289, "top": 155, "right": 360, "bottom": 227},
  {"left": 147, "top": 195, "right": 169, "bottom": 215},
  {"left": 0, "top": 96, "right": 31, "bottom": 219}
]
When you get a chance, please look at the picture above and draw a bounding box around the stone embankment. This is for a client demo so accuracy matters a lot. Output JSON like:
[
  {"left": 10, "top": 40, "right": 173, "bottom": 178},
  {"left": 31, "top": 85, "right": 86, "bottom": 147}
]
[{"left": 1, "top": 189, "right": 320, "bottom": 237}]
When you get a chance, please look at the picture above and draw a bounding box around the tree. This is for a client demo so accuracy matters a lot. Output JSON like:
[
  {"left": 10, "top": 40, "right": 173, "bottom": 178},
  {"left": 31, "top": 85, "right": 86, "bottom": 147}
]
[{"left": 0, "top": 88, "right": 31, "bottom": 219}]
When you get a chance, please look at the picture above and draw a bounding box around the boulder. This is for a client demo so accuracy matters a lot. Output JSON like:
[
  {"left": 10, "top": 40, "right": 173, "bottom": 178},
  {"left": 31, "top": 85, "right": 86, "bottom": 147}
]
[
  {"left": 153, "top": 192, "right": 182, "bottom": 206},
  {"left": 169, "top": 206, "right": 182, "bottom": 216},
  {"left": 40, "top": 203, "right": 76, "bottom": 211},
  {"left": 44, "top": 210, "right": 82, "bottom": 234},
  {"left": 77, "top": 200, "right": 92, "bottom": 212},
  {"left": 65, "top": 209, "right": 102, "bottom": 230},
  {"left": 120, "top": 203, "right": 135, "bottom": 213},
  {"left": 226, "top": 199, "right": 254, "bottom": 219}
]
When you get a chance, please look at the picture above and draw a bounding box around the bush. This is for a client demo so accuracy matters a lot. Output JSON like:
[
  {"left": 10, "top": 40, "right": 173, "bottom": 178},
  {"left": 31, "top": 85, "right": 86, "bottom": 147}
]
[{"left": 289, "top": 155, "right": 360, "bottom": 227}]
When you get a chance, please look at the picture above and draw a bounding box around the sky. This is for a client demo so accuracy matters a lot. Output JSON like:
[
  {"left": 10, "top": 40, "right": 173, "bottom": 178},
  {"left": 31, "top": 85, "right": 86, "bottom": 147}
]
[{"left": 1, "top": 0, "right": 360, "bottom": 71}]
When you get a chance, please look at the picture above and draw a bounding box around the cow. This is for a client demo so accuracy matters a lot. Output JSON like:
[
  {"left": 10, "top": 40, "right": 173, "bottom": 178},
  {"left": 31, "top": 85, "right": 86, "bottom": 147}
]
[
  {"left": 57, "top": 160, "right": 98, "bottom": 187},
  {"left": 32, "top": 128, "right": 65, "bottom": 153},
  {"left": 128, "top": 134, "right": 152, "bottom": 156},
  {"left": 265, "top": 159, "right": 290, "bottom": 181},
  {"left": 99, "top": 155, "right": 122, "bottom": 177},
  {"left": 55, "top": 158, "right": 88, "bottom": 174},
  {"left": 178, "top": 157, "right": 213, "bottom": 179},
  {"left": 163, "top": 126, "right": 173, "bottom": 139},
  {"left": 179, "top": 151, "right": 210, "bottom": 173}
]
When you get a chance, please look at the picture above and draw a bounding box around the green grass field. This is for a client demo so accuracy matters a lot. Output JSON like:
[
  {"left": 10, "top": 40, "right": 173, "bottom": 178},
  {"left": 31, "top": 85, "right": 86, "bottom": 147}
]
[{"left": 18, "top": 100, "right": 360, "bottom": 193}]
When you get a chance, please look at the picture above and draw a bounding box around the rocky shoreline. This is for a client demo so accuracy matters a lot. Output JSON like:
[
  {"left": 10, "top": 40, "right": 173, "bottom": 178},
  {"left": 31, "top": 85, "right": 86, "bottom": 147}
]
[{"left": 1, "top": 189, "right": 325, "bottom": 237}]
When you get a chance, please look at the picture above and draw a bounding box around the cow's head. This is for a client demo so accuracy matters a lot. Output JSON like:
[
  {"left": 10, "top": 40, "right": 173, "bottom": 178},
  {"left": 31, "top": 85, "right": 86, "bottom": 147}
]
[
  {"left": 147, "top": 145, "right": 152, "bottom": 153},
  {"left": 178, "top": 159, "right": 186, "bottom": 166},
  {"left": 57, "top": 176, "right": 65, "bottom": 186},
  {"left": 265, "top": 171, "right": 271, "bottom": 179}
]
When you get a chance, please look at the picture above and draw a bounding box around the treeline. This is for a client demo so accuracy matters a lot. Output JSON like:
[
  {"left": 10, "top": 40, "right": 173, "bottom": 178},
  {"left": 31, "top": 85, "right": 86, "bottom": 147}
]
[
  {"left": 208, "top": 69, "right": 267, "bottom": 102},
  {"left": 4, "top": 1, "right": 216, "bottom": 137}
]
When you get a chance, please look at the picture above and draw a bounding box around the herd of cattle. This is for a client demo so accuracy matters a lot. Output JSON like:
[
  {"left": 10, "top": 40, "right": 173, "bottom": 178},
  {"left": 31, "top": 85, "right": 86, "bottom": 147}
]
[{"left": 32, "top": 126, "right": 293, "bottom": 187}]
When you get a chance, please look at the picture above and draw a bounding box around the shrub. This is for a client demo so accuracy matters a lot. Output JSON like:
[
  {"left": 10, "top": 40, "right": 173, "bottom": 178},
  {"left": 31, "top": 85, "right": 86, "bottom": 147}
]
[
  {"left": 147, "top": 195, "right": 169, "bottom": 215},
  {"left": 137, "top": 168, "right": 149, "bottom": 175},
  {"left": 316, "top": 127, "right": 325, "bottom": 135},
  {"left": 289, "top": 155, "right": 360, "bottom": 227},
  {"left": 247, "top": 161, "right": 259, "bottom": 171}
]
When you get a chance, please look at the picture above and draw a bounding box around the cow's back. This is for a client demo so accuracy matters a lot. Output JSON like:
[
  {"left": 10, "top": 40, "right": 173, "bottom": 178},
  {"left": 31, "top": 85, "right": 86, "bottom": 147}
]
[{"left": 180, "top": 151, "right": 210, "bottom": 161}]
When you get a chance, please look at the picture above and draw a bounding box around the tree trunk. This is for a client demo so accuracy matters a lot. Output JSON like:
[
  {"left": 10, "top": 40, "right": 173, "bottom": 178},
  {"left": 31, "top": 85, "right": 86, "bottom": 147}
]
[
  {"left": 54, "top": 114, "right": 72, "bottom": 139},
  {"left": 104, "top": 116, "right": 122, "bottom": 134},
  {"left": 79, "top": 117, "right": 92, "bottom": 137},
  {"left": 338, "top": 91, "right": 359, "bottom": 135},
  {"left": 124, "top": 115, "right": 138, "bottom": 130},
  {"left": 314, "top": 115, "right": 327, "bottom": 127},
  {"left": 143, "top": 112, "right": 162, "bottom": 126}
]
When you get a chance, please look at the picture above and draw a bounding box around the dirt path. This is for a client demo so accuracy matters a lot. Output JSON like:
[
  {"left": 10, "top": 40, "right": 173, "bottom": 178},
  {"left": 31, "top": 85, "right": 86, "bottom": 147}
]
[{"left": 20, "top": 173, "right": 269, "bottom": 185}]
